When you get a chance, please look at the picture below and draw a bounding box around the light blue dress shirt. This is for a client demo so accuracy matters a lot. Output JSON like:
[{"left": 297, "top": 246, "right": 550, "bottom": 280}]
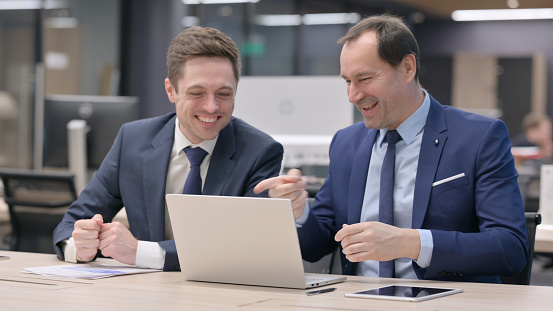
[
  {"left": 356, "top": 91, "right": 432, "bottom": 279},
  {"left": 297, "top": 92, "right": 433, "bottom": 279}
]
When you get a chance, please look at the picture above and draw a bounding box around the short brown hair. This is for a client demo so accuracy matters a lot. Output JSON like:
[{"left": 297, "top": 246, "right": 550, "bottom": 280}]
[
  {"left": 167, "top": 26, "right": 241, "bottom": 92},
  {"left": 338, "top": 14, "right": 420, "bottom": 82}
]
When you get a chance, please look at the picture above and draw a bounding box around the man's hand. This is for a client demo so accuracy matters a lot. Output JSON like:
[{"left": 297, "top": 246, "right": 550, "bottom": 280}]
[
  {"left": 254, "top": 169, "right": 308, "bottom": 219},
  {"left": 73, "top": 214, "right": 104, "bottom": 262},
  {"left": 335, "top": 222, "right": 421, "bottom": 262},
  {"left": 98, "top": 222, "right": 138, "bottom": 266}
]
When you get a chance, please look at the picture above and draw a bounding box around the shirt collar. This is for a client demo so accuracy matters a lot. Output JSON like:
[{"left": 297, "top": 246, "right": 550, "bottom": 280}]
[
  {"left": 174, "top": 117, "right": 218, "bottom": 155},
  {"left": 379, "top": 89, "right": 430, "bottom": 146}
]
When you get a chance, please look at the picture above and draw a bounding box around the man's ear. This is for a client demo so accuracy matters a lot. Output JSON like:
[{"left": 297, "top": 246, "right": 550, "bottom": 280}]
[
  {"left": 165, "top": 78, "right": 176, "bottom": 103},
  {"left": 402, "top": 54, "right": 417, "bottom": 83}
]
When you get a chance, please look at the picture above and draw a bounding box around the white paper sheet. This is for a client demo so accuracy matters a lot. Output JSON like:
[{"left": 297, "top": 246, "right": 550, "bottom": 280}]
[{"left": 23, "top": 263, "right": 161, "bottom": 279}]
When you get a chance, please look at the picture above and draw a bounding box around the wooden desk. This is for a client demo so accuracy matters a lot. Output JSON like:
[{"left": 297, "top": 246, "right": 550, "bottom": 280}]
[{"left": 1, "top": 251, "right": 552, "bottom": 310}]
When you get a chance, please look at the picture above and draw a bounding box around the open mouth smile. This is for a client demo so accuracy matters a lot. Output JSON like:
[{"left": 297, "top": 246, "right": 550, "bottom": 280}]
[{"left": 197, "top": 115, "right": 219, "bottom": 123}]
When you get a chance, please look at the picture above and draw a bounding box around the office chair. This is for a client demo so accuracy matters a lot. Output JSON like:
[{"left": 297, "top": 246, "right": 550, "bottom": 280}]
[
  {"left": 500, "top": 212, "right": 541, "bottom": 285},
  {"left": 0, "top": 168, "right": 77, "bottom": 253}
]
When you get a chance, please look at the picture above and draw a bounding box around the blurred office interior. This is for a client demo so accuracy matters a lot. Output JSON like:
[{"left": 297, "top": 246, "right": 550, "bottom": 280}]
[{"left": 1, "top": 0, "right": 553, "bottom": 285}]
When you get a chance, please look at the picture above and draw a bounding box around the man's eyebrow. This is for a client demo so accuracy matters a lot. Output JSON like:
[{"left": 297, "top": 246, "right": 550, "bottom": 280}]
[
  {"left": 341, "top": 71, "right": 375, "bottom": 80},
  {"left": 184, "top": 85, "right": 235, "bottom": 92},
  {"left": 185, "top": 85, "right": 206, "bottom": 91},
  {"left": 354, "top": 71, "right": 375, "bottom": 78}
]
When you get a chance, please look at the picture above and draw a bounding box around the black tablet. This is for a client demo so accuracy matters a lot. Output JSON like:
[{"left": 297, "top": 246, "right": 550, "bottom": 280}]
[{"left": 345, "top": 285, "right": 463, "bottom": 302}]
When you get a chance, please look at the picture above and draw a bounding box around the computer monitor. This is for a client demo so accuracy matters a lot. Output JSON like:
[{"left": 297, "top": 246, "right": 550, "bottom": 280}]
[
  {"left": 43, "top": 94, "right": 140, "bottom": 169},
  {"left": 233, "top": 76, "right": 352, "bottom": 136},
  {"left": 233, "top": 76, "right": 353, "bottom": 170}
]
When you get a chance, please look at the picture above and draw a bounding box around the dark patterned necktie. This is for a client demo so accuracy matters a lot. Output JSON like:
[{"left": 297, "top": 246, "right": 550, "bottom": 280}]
[
  {"left": 379, "top": 130, "right": 401, "bottom": 278},
  {"left": 182, "top": 147, "right": 208, "bottom": 195}
]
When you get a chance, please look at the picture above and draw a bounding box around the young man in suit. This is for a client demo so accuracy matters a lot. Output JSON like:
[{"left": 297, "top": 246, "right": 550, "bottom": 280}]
[
  {"left": 54, "top": 26, "right": 283, "bottom": 271},
  {"left": 255, "top": 14, "right": 528, "bottom": 283}
]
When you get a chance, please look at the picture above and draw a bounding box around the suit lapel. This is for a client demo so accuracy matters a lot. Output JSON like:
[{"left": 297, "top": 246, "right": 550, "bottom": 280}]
[
  {"left": 142, "top": 116, "right": 175, "bottom": 241},
  {"left": 412, "top": 98, "right": 447, "bottom": 229},
  {"left": 347, "top": 130, "right": 377, "bottom": 224},
  {"left": 203, "top": 120, "right": 236, "bottom": 195}
]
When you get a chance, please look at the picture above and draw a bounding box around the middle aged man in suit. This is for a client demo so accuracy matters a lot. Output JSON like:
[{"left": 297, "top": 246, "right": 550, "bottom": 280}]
[
  {"left": 255, "top": 14, "right": 528, "bottom": 283},
  {"left": 54, "top": 26, "right": 283, "bottom": 271}
]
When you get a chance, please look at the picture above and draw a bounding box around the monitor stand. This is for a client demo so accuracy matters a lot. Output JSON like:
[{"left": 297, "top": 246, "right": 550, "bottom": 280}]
[{"left": 67, "top": 119, "right": 89, "bottom": 194}]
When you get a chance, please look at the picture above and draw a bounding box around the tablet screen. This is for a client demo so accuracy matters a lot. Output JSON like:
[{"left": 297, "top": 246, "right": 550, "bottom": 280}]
[{"left": 345, "top": 285, "right": 463, "bottom": 302}]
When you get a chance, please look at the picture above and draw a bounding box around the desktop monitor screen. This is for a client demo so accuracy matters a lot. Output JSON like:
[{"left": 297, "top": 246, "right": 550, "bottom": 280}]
[
  {"left": 233, "top": 76, "right": 353, "bottom": 168},
  {"left": 43, "top": 94, "right": 140, "bottom": 169},
  {"left": 233, "top": 76, "right": 352, "bottom": 136}
]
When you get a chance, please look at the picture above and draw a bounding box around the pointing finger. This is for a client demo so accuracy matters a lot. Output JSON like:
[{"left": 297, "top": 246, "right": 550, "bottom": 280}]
[{"left": 254, "top": 174, "right": 302, "bottom": 194}]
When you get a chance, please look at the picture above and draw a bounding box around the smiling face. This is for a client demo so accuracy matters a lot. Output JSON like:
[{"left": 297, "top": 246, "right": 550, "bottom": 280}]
[
  {"left": 340, "top": 31, "right": 417, "bottom": 130},
  {"left": 165, "top": 56, "right": 236, "bottom": 144}
]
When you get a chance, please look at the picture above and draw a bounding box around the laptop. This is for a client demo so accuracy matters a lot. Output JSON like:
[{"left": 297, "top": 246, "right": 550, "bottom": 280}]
[{"left": 166, "top": 194, "right": 346, "bottom": 289}]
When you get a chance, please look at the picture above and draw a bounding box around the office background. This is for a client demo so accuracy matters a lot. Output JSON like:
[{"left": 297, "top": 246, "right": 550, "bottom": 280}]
[
  {"left": 1, "top": 0, "right": 552, "bottom": 169},
  {"left": 1, "top": 0, "right": 553, "bottom": 285}
]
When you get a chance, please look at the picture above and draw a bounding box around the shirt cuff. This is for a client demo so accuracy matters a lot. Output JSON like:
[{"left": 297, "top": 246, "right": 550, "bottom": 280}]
[
  {"left": 414, "top": 229, "right": 433, "bottom": 268},
  {"left": 295, "top": 198, "right": 311, "bottom": 227},
  {"left": 135, "top": 240, "right": 166, "bottom": 270},
  {"left": 61, "top": 237, "right": 78, "bottom": 263},
  {"left": 61, "top": 237, "right": 94, "bottom": 263}
]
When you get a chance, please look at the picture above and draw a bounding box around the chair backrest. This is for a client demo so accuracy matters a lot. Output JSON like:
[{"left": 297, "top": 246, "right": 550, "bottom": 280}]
[
  {"left": 0, "top": 168, "right": 77, "bottom": 253},
  {"left": 500, "top": 212, "right": 541, "bottom": 285}
]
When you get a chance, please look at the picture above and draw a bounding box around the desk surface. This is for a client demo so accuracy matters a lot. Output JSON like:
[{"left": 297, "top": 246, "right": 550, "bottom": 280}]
[{"left": 1, "top": 251, "right": 553, "bottom": 310}]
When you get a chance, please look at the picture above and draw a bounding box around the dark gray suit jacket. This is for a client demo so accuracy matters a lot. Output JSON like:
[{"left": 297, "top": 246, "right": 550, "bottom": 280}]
[{"left": 53, "top": 113, "right": 283, "bottom": 270}]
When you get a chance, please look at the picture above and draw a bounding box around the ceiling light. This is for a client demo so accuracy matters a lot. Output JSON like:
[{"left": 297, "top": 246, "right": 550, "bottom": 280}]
[
  {"left": 256, "top": 13, "right": 360, "bottom": 27},
  {"left": 182, "top": 0, "right": 260, "bottom": 4},
  {"left": 255, "top": 14, "right": 301, "bottom": 26},
  {"left": 303, "top": 13, "right": 360, "bottom": 25},
  {"left": 452, "top": 8, "right": 553, "bottom": 21},
  {"left": 0, "top": 0, "right": 68, "bottom": 10},
  {"left": 506, "top": 0, "right": 520, "bottom": 9}
]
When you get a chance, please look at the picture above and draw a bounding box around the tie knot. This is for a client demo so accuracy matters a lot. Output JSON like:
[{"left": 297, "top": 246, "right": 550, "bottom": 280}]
[
  {"left": 386, "top": 130, "right": 401, "bottom": 146},
  {"left": 183, "top": 147, "right": 208, "bottom": 167}
]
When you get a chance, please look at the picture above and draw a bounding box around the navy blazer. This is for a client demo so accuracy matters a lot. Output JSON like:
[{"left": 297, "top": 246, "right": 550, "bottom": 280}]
[
  {"left": 53, "top": 113, "right": 283, "bottom": 271},
  {"left": 298, "top": 96, "right": 528, "bottom": 283}
]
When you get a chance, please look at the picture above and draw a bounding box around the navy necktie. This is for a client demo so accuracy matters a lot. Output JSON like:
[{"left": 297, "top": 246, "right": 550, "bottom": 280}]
[
  {"left": 379, "top": 130, "right": 401, "bottom": 278},
  {"left": 182, "top": 147, "right": 208, "bottom": 195}
]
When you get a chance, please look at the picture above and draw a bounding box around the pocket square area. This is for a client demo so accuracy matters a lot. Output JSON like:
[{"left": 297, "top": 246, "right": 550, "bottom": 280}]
[{"left": 432, "top": 173, "right": 466, "bottom": 187}]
